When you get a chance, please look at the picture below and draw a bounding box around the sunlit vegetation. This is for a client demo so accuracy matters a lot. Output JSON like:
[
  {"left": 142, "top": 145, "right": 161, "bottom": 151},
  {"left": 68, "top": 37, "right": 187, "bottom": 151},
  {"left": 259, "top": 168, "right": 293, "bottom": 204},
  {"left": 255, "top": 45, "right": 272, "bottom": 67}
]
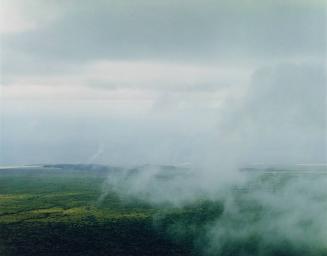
[
  {"left": 0, "top": 167, "right": 193, "bottom": 256},
  {"left": 0, "top": 166, "right": 326, "bottom": 256}
]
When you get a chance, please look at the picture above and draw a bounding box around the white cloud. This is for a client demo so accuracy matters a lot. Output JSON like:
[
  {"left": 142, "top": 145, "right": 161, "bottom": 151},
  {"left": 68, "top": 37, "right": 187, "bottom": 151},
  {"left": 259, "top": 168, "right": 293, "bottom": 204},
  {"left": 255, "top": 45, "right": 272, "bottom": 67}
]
[
  {"left": 1, "top": 0, "right": 325, "bottom": 165},
  {"left": 2, "top": 61, "right": 252, "bottom": 103},
  {"left": 0, "top": 0, "right": 65, "bottom": 34},
  {"left": 0, "top": 1, "right": 36, "bottom": 33}
]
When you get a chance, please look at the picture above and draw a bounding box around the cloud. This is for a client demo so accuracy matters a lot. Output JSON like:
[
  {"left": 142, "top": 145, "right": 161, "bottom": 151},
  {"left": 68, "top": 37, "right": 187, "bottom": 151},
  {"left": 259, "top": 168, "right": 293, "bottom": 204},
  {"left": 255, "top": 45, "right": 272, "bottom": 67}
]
[
  {"left": 1, "top": 0, "right": 325, "bottom": 78},
  {"left": 0, "top": 0, "right": 65, "bottom": 34},
  {"left": 0, "top": 1, "right": 36, "bottom": 34},
  {"left": 1, "top": 60, "right": 325, "bottom": 165},
  {"left": 221, "top": 61, "right": 327, "bottom": 164},
  {"left": 1, "top": 60, "right": 251, "bottom": 102},
  {"left": 0, "top": 1, "right": 326, "bottom": 165}
]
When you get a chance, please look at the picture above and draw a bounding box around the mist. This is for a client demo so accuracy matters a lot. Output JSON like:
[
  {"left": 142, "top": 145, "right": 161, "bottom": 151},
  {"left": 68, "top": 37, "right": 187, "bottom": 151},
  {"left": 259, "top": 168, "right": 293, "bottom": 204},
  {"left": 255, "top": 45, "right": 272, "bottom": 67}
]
[
  {"left": 1, "top": 0, "right": 326, "bottom": 166},
  {"left": 1, "top": 1, "right": 327, "bottom": 255}
]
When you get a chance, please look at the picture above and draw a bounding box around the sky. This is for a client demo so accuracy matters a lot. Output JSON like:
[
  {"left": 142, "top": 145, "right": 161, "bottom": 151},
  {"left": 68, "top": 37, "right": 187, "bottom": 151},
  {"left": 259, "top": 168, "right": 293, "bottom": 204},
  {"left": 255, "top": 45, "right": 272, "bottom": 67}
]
[{"left": 0, "top": 0, "right": 326, "bottom": 166}]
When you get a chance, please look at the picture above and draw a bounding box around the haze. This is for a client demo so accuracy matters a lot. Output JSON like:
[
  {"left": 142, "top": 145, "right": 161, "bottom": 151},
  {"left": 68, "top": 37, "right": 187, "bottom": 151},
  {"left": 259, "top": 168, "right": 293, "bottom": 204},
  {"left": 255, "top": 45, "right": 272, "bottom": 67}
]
[{"left": 0, "top": 0, "right": 326, "bottom": 167}]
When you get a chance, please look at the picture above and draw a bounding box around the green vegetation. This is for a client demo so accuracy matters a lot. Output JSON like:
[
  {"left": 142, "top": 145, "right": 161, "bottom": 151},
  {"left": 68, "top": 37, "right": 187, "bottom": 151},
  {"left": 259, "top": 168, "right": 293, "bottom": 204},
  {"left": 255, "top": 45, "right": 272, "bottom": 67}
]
[
  {"left": 0, "top": 167, "right": 198, "bottom": 256},
  {"left": 1, "top": 166, "right": 326, "bottom": 256}
]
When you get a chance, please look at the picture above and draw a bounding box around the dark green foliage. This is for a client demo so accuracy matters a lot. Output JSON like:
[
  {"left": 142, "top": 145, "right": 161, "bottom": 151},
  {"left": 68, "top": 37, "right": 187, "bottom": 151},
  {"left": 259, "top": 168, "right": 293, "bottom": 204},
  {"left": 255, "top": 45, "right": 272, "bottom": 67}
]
[
  {"left": 0, "top": 220, "right": 191, "bottom": 256},
  {"left": 1, "top": 167, "right": 327, "bottom": 256},
  {"left": 154, "top": 200, "right": 224, "bottom": 255},
  {"left": 0, "top": 167, "right": 193, "bottom": 256}
]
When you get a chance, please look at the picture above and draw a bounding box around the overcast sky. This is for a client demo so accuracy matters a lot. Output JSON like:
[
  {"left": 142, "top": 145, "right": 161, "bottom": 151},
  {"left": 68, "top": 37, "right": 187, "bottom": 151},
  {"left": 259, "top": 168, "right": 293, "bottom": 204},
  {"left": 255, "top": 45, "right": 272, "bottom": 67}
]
[{"left": 0, "top": 0, "right": 326, "bottom": 166}]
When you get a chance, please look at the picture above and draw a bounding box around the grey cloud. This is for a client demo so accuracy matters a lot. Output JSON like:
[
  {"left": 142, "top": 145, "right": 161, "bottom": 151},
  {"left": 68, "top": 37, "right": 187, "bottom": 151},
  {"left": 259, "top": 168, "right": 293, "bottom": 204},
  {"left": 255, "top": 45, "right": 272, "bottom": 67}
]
[
  {"left": 1, "top": 1, "right": 326, "bottom": 166},
  {"left": 87, "top": 79, "right": 229, "bottom": 92},
  {"left": 247, "top": 62, "right": 326, "bottom": 127},
  {"left": 223, "top": 61, "right": 327, "bottom": 164},
  {"left": 2, "top": 0, "right": 326, "bottom": 78}
]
